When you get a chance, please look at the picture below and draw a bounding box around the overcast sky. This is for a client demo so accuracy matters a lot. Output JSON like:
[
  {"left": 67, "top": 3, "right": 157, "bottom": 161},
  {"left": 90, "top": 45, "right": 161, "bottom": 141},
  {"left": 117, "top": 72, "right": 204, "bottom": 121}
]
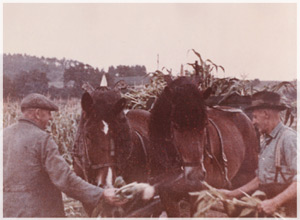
[{"left": 3, "top": 3, "right": 298, "bottom": 81}]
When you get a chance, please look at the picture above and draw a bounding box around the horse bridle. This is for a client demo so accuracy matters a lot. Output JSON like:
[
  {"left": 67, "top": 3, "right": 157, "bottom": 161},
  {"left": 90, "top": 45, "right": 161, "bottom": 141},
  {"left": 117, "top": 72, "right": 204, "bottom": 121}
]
[
  {"left": 83, "top": 125, "right": 146, "bottom": 172},
  {"left": 83, "top": 129, "right": 118, "bottom": 171},
  {"left": 171, "top": 121, "right": 207, "bottom": 173},
  {"left": 89, "top": 138, "right": 118, "bottom": 170},
  {"left": 172, "top": 118, "right": 231, "bottom": 187}
]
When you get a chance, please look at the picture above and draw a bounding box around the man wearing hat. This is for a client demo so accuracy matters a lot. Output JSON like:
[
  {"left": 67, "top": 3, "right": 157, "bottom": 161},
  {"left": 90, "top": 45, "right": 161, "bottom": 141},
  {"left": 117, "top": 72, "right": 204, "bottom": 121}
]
[
  {"left": 3, "top": 93, "right": 125, "bottom": 217},
  {"left": 219, "top": 91, "right": 297, "bottom": 217}
]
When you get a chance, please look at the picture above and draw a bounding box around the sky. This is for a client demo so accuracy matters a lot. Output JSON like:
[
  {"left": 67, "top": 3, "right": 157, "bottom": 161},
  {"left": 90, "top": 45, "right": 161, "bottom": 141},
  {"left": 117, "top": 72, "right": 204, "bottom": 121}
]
[{"left": 2, "top": 2, "right": 298, "bottom": 81}]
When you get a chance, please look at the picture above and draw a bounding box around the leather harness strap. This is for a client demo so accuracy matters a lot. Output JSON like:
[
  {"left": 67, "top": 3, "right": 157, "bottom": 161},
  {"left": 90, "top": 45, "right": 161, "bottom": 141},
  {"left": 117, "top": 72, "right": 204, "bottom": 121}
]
[
  {"left": 134, "top": 130, "right": 150, "bottom": 173},
  {"left": 204, "top": 126, "right": 225, "bottom": 181},
  {"left": 135, "top": 131, "right": 148, "bottom": 160},
  {"left": 207, "top": 118, "right": 232, "bottom": 188},
  {"left": 90, "top": 162, "right": 118, "bottom": 170}
]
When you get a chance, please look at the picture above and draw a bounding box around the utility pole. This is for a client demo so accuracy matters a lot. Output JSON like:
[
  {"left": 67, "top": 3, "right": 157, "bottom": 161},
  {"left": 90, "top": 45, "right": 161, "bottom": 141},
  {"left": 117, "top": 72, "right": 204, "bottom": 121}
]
[{"left": 180, "top": 64, "right": 184, "bottom": 76}]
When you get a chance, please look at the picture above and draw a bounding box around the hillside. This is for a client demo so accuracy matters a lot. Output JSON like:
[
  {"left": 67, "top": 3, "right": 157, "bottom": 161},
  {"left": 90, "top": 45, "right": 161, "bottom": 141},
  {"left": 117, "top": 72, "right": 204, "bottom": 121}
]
[
  {"left": 3, "top": 53, "right": 148, "bottom": 99},
  {"left": 3, "top": 53, "right": 96, "bottom": 88}
]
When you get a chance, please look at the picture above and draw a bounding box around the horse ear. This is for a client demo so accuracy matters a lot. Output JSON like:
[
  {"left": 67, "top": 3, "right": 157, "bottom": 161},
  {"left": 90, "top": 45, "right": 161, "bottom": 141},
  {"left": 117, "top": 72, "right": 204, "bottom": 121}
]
[
  {"left": 164, "top": 86, "right": 173, "bottom": 100},
  {"left": 82, "top": 82, "right": 95, "bottom": 94},
  {"left": 163, "top": 75, "right": 173, "bottom": 85},
  {"left": 202, "top": 87, "right": 213, "bottom": 100},
  {"left": 81, "top": 92, "right": 93, "bottom": 113},
  {"left": 113, "top": 98, "right": 127, "bottom": 114},
  {"left": 192, "top": 75, "right": 203, "bottom": 86},
  {"left": 114, "top": 80, "right": 128, "bottom": 91}
]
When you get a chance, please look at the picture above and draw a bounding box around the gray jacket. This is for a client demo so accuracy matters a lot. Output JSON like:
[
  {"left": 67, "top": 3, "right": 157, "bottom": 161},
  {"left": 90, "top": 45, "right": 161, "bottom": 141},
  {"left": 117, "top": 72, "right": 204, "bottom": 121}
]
[{"left": 3, "top": 118, "right": 103, "bottom": 217}]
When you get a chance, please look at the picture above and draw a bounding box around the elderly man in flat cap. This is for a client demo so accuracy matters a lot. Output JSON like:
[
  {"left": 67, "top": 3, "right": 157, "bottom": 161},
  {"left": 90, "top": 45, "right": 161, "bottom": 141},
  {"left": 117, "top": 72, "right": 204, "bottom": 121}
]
[
  {"left": 219, "top": 91, "right": 297, "bottom": 217},
  {"left": 3, "top": 93, "right": 125, "bottom": 217}
]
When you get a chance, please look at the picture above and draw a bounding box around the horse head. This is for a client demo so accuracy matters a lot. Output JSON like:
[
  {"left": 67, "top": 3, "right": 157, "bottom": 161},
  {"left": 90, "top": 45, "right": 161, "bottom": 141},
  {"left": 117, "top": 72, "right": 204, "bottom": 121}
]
[
  {"left": 73, "top": 86, "right": 132, "bottom": 188},
  {"left": 150, "top": 76, "right": 212, "bottom": 185},
  {"left": 150, "top": 76, "right": 259, "bottom": 217}
]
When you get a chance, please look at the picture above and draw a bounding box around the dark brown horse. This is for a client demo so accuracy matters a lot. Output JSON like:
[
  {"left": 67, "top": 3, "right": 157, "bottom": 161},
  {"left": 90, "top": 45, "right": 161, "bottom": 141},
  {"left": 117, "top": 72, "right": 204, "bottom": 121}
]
[
  {"left": 72, "top": 86, "right": 153, "bottom": 216},
  {"left": 148, "top": 76, "right": 259, "bottom": 217}
]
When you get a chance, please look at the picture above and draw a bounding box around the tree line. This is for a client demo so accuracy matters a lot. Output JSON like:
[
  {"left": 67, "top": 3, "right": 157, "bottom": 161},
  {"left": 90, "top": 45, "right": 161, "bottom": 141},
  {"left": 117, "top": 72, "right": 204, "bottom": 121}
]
[{"left": 3, "top": 53, "right": 147, "bottom": 100}]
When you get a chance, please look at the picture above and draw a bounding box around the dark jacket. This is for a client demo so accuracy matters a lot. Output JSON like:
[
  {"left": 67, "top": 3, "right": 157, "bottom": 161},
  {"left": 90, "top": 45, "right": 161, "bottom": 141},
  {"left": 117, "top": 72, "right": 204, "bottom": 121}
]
[{"left": 3, "top": 118, "right": 103, "bottom": 217}]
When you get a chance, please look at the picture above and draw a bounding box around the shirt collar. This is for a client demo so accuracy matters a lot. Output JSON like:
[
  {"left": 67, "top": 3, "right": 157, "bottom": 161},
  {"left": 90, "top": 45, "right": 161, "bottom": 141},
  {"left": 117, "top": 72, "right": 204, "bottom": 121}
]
[
  {"left": 268, "top": 121, "right": 284, "bottom": 139},
  {"left": 18, "top": 117, "right": 44, "bottom": 131}
]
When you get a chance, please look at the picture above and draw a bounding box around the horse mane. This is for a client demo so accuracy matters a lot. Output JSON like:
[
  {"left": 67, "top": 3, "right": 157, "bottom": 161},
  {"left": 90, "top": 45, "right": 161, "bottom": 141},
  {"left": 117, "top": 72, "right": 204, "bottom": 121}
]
[
  {"left": 148, "top": 77, "right": 207, "bottom": 180},
  {"left": 111, "top": 112, "right": 133, "bottom": 174},
  {"left": 170, "top": 83, "right": 207, "bottom": 131},
  {"left": 73, "top": 87, "right": 133, "bottom": 177}
]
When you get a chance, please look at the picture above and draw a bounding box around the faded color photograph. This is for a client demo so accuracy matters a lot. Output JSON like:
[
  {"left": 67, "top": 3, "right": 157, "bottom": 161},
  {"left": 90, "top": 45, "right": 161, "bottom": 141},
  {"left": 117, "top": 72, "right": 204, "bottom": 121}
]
[{"left": 2, "top": 3, "right": 298, "bottom": 218}]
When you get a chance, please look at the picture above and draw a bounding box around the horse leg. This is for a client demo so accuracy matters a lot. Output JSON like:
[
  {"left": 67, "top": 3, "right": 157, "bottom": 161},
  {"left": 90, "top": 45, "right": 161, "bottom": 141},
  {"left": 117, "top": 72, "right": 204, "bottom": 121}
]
[{"left": 159, "top": 191, "right": 181, "bottom": 217}]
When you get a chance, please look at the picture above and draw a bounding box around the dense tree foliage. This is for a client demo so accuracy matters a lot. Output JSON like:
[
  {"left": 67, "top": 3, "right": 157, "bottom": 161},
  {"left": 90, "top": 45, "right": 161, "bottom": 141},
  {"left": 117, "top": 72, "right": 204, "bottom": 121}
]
[
  {"left": 4, "top": 69, "right": 49, "bottom": 99},
  {"left": 3, "top": 53, "right": 147, "bottom": 99},
  {"left": 107, "top": 65, "right": 147, "bottom": 77}
]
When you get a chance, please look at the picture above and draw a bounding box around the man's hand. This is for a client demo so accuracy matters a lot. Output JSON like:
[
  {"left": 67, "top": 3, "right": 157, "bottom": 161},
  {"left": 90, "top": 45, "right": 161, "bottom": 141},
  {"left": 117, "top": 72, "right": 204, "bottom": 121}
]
[
  {"left": 103, "top": 188, "right": 128, "bottom": 206},
  {"left": 116, "top": 182, "right": 155, "bottom": 200},
  {"left": 258, "top": 198, "right": 279, "bottom": 215},
  {"left": 134, "top": 183, "right": 155, "bottom": 200}
]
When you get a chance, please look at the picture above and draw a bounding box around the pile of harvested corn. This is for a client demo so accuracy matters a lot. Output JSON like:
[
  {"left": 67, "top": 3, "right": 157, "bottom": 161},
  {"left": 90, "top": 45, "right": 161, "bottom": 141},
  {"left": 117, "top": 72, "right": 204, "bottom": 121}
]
[{"left": 190, "top": 182, "right": 286, "bottom": 218}]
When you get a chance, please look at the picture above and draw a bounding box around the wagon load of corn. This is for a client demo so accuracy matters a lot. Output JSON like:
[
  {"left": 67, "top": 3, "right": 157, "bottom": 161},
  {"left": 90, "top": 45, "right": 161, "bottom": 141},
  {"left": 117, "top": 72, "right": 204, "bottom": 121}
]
[{"left": 190, "top": 182, "right": 286, "bottom": 218}]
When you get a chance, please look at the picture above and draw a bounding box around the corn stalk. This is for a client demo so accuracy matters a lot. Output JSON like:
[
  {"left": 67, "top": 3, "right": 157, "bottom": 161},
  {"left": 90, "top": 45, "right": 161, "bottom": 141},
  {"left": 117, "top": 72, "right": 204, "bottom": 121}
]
[{"left": 190, "top": 181, "right": 286, "bottom": 218}]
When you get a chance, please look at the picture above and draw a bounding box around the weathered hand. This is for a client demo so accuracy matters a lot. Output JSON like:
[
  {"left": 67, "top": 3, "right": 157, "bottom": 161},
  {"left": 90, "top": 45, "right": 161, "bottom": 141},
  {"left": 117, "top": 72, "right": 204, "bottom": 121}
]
[
  {"left": 103, "top": 188, "right": 128, "bottom": 206},
  {"left": 258, "top": 199, "right": 278, "bottom": 215},
  {"left": 117, "top": 182, "right": 155, "bottom": 200}
]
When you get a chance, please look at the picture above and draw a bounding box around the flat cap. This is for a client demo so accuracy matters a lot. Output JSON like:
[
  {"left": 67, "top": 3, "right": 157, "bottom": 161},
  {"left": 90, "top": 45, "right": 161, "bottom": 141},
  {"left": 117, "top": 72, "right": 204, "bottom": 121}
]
[{"left": 21, "top": 93, "right": 59, "bottom": 111}]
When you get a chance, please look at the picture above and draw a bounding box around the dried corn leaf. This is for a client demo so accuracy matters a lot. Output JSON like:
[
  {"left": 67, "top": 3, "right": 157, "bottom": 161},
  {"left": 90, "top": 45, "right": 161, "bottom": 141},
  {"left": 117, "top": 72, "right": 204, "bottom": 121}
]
[{"left": 239, "top": 207, "right": 256, "bottom": 217}]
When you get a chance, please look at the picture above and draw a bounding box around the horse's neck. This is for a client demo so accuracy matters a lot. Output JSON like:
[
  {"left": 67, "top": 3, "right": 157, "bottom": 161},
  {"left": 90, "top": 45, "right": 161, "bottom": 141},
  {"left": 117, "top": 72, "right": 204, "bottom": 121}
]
[{"left": 126, "top": 110, "right": 150, "bottom": 139}]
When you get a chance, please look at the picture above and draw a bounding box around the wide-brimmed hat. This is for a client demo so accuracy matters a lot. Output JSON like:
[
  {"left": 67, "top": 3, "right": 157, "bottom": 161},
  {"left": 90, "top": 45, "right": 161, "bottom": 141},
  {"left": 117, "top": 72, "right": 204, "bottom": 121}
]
[
  {"left": 245, "top": 91, "right": 286, "bottom": 111},
  {"left": 21, "top": 93, "right": 59, "bottom": 111}
]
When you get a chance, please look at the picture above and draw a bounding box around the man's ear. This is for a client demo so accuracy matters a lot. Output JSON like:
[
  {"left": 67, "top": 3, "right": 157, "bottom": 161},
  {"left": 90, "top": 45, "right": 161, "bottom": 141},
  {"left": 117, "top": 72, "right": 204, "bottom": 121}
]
[
  {"left": 35, "top": 108, "right": 41, "bottom": 120},
  {"left": 263, "top": 109, "right": 271, "bottom": 119}
]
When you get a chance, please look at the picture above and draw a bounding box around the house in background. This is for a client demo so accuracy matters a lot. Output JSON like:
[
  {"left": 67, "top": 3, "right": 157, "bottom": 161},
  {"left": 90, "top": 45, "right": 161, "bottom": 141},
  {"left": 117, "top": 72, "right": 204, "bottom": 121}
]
[{"left": 114, "top": 75, "right": 151, "bottom": 88}]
